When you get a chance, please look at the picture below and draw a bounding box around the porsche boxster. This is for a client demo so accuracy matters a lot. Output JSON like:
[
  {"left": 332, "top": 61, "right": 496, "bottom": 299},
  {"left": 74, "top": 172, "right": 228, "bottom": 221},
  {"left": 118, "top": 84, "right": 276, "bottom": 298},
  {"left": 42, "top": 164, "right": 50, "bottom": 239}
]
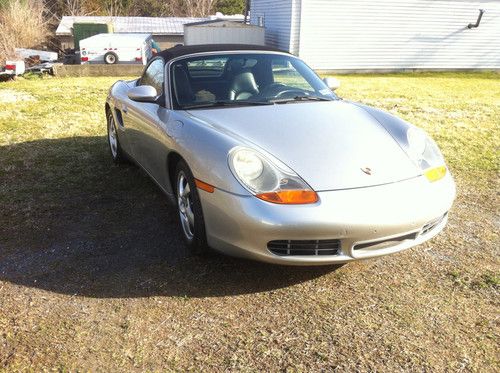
[{"left": 105, "top": 44, "right": 455, "bottom": 265}]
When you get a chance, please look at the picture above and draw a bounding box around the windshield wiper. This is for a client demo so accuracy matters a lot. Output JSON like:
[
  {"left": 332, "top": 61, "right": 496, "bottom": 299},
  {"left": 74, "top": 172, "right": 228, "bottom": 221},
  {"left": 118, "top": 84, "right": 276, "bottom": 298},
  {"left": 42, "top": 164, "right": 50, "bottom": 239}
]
[
  {"left": 270, "top": 96, "right": 334, "bottom": 104},
  {"left": 183, "top": 100, "right": 274, "bottom": 109}
]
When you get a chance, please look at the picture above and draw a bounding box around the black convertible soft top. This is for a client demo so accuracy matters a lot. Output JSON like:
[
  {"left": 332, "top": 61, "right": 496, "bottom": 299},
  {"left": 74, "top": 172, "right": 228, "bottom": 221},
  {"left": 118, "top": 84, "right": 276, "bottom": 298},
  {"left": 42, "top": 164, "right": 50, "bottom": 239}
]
[{"left": 157, "top": 44, "right": 287, "bottom": 62}]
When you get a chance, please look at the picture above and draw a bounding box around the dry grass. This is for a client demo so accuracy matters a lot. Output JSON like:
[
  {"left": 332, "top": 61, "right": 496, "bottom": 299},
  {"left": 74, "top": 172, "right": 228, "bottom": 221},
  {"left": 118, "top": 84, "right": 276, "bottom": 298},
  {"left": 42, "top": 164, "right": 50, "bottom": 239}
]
[
  {"left": 0, "top": 73, "right": 498, "bottom": 371},
  {"left": 0, "top": 0, "right": 50, "bottom": 63}
]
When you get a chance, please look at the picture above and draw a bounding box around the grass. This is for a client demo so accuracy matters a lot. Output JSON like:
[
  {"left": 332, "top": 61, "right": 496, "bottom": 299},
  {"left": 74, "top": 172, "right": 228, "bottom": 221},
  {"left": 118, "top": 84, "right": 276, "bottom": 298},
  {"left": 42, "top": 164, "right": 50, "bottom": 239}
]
[
  {"left": 0, "top": 73, "right": 499, "bottom": 371},
  {"left": 336, "top": 72, "right": 500, "bottom": 174}
]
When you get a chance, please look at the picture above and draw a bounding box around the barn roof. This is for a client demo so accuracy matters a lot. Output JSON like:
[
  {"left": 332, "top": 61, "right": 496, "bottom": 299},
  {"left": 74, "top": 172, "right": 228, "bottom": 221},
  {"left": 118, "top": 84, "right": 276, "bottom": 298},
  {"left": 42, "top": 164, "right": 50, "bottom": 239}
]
[{"left": 56, "top": 16, "right": 207, "bottom": 36}]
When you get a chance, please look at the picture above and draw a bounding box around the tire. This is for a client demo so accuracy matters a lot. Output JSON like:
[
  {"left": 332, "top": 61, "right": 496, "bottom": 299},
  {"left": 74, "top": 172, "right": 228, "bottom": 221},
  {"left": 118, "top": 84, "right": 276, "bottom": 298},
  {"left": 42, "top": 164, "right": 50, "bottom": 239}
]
[
  {"left": 175, "top": 160, "right": 208, "bottom": 255},
  {"left": 107, "top": 110, "right": 126, "bottom": 164},
  {"left": 104, "top": 52, "right": 118, "bottom": 65}
]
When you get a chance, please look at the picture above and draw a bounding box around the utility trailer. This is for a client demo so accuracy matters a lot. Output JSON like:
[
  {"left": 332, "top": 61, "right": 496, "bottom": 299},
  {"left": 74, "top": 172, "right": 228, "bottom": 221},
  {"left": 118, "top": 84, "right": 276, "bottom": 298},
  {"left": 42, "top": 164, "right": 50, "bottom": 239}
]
[
  {"left": 0, "top": 60, "right": 25, "bottom": 81},
  {"left": 79, "top": 33, "right": 154, "bottom": 65},
  {"left": 184, "top": 20, "right": 265, "bottom": 46}
]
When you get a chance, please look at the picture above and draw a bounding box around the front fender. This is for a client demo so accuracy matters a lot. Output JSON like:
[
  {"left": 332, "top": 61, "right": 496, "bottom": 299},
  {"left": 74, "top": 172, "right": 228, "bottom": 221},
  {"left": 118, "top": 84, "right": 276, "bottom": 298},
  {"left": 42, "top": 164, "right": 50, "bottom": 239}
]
[{"left": 164, "top": 111, "right": 251, "bottom": 196}]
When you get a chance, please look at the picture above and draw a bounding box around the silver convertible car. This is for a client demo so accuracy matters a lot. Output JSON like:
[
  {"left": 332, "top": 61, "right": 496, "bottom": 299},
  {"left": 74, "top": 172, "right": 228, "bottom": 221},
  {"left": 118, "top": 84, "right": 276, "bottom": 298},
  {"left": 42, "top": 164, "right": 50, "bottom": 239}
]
[{"left": 105, "top": 44, "right": 455, "bottom": 265}]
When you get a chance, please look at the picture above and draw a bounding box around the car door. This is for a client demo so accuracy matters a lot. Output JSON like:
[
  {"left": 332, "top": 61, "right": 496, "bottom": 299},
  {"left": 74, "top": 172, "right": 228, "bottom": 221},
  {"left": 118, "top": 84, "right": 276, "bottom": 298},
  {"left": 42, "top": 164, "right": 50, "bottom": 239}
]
[{"left": 124, "top": 58, "right": 170, "bottom": 183}]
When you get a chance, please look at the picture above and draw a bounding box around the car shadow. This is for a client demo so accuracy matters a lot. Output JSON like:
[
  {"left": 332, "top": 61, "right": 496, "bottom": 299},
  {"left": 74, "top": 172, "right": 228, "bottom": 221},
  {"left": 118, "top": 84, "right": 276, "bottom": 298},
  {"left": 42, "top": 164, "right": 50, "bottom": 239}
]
[{"left": 0, "top": 136, "right": 337, "bottom": 298}]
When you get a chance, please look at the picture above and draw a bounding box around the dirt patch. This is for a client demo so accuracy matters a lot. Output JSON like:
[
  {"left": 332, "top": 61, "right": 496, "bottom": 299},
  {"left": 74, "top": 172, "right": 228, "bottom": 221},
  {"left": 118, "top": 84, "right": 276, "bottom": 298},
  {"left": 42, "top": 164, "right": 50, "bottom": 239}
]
[
  {"left": 0, "top": 74, "right": 498, "bottom": 371},
  {"left": 0, "top": 89, "right": 36, "bottom": 103}
]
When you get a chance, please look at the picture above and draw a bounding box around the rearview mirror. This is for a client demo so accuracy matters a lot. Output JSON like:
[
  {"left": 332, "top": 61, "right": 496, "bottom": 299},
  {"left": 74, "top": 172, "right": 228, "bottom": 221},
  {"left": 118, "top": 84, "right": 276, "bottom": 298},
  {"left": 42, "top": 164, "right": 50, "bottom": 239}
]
[
  {"left": 128, "top": 85, "right": 158, "bottom": 103},
  {"left": 323, "top": 77, "right": 341, "bottom": 91}
]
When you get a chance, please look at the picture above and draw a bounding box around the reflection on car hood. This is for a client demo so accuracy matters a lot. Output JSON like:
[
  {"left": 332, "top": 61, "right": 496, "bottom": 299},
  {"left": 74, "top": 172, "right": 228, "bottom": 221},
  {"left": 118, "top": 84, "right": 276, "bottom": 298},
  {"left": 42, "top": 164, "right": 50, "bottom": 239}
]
[{"left": 187, "top": 101, "right": 420, "bottom": 191}]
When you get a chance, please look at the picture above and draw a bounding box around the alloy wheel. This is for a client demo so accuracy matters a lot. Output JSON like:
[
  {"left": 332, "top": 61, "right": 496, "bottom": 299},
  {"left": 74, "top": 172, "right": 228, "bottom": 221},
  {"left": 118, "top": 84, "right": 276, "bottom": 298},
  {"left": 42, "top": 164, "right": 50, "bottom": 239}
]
[
  {"left": 177, "top": 171, "right": 195, "bottom": 240},
  {"left": 108, "top": 115, "right": 118, "bottom": 159}
]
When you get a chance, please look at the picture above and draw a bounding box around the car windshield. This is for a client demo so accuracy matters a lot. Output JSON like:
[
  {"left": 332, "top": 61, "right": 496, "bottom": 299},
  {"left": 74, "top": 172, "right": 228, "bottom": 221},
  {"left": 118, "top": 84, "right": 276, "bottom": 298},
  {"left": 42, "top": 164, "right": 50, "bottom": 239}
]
[{"left": 170, "top": 53, "right": 337, "bottom": 109}]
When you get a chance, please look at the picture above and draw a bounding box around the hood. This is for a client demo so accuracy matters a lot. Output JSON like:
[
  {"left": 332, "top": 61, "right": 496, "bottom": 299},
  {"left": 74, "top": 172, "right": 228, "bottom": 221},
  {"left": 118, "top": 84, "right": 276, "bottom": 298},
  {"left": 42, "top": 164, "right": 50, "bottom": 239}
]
[{"left": 187, "top": 101, "right": 420, "bottom": 191}]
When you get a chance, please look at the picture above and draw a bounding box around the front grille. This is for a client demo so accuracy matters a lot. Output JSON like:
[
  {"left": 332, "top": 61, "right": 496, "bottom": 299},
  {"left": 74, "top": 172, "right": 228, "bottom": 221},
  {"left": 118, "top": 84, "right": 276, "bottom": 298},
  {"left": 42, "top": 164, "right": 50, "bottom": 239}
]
[
  {"left": 268, "top": 239, "right": 341, "bottom": 256},
  {"left": 421, "top": 213, "right": 447, "bottom": 236}
]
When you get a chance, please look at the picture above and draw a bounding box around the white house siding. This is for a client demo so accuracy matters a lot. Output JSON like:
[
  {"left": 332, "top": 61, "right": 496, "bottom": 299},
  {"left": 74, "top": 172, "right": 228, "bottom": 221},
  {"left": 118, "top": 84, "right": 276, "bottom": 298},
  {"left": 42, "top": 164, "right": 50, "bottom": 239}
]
[
  {"left": 298, "top": 0, "right": 500, "bottom": 70},
  {"left": 289, "top": 0, "right": 302, "bottom": 55},
  {"left": 250, "top": 0, "right": 296, "bottom": 51}
]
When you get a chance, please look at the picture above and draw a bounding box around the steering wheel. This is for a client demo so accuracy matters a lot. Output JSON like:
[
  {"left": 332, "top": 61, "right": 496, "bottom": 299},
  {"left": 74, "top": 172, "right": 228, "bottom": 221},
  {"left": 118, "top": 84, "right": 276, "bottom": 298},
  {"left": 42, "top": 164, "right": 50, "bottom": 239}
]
[
  {"left": 260, "top": 83, "right": 306, "bottom": 99},
  {"left": 275, "top": 89, "right": 307, "bottom": 98}
]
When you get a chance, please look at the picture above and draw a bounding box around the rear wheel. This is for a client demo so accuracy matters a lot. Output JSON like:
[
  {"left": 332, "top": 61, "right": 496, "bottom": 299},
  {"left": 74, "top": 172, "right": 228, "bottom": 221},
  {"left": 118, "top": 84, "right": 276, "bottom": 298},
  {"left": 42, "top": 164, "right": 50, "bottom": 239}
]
[
  {"left": 175, "top": 160, "right": 208, "bottom": 255},
  {"left": 104, "top": 52, "right": 118, "bottom": 65},
  {"left": 107, "top": 110, "right": 126, "bottom": 163}
]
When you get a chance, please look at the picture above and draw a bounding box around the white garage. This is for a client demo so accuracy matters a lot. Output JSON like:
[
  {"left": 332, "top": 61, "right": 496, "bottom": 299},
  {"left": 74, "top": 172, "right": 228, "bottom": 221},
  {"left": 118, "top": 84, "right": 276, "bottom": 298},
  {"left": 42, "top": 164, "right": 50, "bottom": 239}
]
[{"left": 250, "top": 0, "right": 500, "bottom": 72}]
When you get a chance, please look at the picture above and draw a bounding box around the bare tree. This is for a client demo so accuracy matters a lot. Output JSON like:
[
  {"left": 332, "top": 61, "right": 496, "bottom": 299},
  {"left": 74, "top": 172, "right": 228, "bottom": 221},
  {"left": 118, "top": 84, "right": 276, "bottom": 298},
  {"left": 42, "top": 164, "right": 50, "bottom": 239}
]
[
  {"left": 64, "top": 0, "right": 93, "bottom": 16},
  {"left": 104, "top": 0, "right": 124, "bottom": 16},
  {"left": 172, "top": 0, "right": 218, "bottom": 17}
]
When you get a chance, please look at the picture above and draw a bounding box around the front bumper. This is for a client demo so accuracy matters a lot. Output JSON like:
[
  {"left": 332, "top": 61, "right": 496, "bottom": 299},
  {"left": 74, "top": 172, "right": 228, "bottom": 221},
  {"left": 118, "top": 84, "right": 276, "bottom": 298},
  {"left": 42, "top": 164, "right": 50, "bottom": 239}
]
[{"left": 199, "top": 173, "right": 456, "bottom": 265}]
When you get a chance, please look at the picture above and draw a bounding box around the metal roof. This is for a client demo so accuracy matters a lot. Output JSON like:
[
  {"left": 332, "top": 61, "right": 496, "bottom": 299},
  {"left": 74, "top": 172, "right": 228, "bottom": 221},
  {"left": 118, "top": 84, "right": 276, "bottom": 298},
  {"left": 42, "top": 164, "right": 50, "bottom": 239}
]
[
  {"left": 56, "top": 16, "right": 208, "bottom": 36},
  {"left": 185, "top": 19, "right": 251, "bottom": 27}
]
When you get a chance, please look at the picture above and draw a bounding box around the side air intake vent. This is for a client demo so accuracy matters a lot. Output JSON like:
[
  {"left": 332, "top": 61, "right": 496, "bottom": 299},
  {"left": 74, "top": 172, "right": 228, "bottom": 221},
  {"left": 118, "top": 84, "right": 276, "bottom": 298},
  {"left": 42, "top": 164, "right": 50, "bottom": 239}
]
[{"left": 114, "top": 108, "right": 124, "bottom": 127}]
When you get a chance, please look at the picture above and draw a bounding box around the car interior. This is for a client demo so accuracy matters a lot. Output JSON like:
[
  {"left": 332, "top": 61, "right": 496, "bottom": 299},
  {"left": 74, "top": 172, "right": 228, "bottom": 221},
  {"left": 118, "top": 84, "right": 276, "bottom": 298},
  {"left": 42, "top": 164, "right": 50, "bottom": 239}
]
[{"left": 170, "top": 54, "right": 327, "bottom": 108}]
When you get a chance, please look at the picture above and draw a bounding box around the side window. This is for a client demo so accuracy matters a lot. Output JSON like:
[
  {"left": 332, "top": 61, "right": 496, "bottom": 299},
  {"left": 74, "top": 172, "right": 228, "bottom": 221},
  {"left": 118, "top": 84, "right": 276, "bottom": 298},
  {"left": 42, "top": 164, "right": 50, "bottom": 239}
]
[
  {"left": 140, "top": 59, "right": 164, "bottom": 97},
  {"left": 272, "top": 59, "right": 311, "bottom": 91}
]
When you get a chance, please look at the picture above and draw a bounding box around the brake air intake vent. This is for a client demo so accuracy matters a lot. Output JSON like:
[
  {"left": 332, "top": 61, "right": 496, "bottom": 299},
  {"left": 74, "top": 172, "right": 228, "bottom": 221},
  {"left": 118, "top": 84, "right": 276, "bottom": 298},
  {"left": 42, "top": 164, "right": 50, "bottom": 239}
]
[
  {"left": 353, "top": 232, "right": 417, "bottom": 251},
  {"left": 421, "top": 213, "right": 447, "bottom": 236},
  {"left": 268, "top": 239, "right": 341, "bottom": 256}
]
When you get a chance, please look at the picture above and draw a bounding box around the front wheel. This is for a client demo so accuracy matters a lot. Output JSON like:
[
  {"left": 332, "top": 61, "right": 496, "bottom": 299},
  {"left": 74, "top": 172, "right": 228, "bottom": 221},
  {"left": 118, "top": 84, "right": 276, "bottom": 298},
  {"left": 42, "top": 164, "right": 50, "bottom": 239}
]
[
  {"left": 107, "top": 110, "right": 126, "bottom": 163},
  {"left": 175, "top": 160, "right": 208, "bottom": 255}
]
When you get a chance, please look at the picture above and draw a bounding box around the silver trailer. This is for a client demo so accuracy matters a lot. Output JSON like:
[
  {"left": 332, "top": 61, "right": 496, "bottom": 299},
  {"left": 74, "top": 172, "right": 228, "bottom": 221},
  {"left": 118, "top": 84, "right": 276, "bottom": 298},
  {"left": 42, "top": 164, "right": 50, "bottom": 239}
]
[{"left": 184, "top": 20, "right": 264, "bottom": 46}]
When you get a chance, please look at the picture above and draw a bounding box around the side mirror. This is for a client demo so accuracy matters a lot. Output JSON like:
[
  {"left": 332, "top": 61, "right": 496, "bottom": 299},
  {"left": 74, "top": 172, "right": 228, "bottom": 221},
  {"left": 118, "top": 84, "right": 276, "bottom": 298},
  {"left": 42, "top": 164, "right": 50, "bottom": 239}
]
[
  {"left": 128, "top": 85, "right": 158, "bottom": 103},
  {"left": 323, "top": 77, "right": 341, "bottom": 91}
]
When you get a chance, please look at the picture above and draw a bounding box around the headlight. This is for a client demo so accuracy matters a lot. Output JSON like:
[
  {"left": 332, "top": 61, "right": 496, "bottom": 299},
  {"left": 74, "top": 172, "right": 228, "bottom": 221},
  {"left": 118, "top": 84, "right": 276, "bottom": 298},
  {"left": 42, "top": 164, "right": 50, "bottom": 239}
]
[
  {"left": 229, "top": 147, "right": 318, "bottom": 204},
  {"left": 406, "top": 127, "right": 447, "bottom": 182},
  {"left": 232, "top": 149, "right": 264, "bottom": 181}
]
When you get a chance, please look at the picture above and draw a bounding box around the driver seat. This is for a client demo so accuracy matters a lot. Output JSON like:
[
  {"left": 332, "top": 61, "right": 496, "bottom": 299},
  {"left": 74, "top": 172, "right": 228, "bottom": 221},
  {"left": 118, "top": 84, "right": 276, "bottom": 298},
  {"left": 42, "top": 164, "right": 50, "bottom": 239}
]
[
  {"left": 173, "top": 64, "right": 195, "bottom": 105},
  {"left": 228, "top": 71, "right": 259, "bottom": 100}
]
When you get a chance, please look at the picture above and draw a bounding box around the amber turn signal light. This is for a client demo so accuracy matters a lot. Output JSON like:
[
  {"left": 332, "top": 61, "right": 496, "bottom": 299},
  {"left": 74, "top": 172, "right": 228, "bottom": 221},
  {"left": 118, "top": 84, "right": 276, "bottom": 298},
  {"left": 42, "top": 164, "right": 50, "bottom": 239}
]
[
  {"left": 424, "top": 166, "right": 447, "bottom": 182},
  {"left": 256, "top": 190, "right": 318, "bottom": 204},
  {"left": 194, "top": 179, "right": 215, "bottom": 193}
]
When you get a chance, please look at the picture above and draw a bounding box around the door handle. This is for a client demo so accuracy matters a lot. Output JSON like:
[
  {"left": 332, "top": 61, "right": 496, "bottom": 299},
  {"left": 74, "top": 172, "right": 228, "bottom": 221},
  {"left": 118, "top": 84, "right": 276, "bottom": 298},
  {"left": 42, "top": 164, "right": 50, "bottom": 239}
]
[{"left": 122, "top": 105, "right": 128, "bottom": 114}]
